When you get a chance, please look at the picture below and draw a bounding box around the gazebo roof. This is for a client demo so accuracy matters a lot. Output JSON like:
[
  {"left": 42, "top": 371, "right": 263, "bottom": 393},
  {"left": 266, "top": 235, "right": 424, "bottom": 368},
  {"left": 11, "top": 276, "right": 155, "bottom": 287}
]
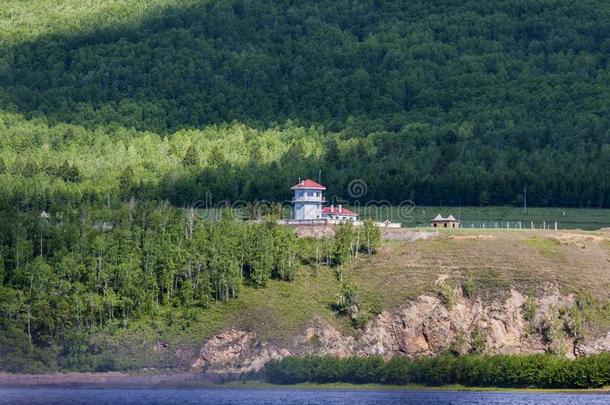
[{"left": 431, "top": 214, "right": 460, "bottom": 222}]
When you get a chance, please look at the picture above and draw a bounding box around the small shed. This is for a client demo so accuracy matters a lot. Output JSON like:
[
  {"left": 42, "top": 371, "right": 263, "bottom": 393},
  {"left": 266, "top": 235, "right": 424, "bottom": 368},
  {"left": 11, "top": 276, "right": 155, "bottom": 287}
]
[{"left": 431, "top": 214, "right": 460, "bottom": 228}]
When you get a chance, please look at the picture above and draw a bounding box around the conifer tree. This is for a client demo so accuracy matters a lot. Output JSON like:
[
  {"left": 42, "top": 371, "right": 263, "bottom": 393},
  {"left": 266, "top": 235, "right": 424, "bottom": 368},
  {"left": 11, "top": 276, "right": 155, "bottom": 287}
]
[{"left": 182, "top": 145, "right": 200, "bottom": 167}]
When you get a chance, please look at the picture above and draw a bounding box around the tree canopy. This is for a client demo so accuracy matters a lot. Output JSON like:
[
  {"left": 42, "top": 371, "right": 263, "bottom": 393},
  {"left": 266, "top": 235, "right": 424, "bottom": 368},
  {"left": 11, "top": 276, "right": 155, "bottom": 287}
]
[{"left": 0, "top": 0, "right": 609, "bottom": 207}]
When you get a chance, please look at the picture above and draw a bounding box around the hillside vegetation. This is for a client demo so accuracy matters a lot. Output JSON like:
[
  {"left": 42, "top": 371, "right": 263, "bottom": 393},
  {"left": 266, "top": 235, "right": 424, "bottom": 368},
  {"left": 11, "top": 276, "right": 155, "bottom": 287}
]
[
  {"left": 2, "top": 200, "right": 609, "bottom": 372},
  {"left": 2, "top": 0, "right": 610, "bottom": 376},
  {"left": 0, "top": 0, "right": 610, "bottom": 208},
  {"left": 0, "top": 203, "right": 381, "bottom": 372}
]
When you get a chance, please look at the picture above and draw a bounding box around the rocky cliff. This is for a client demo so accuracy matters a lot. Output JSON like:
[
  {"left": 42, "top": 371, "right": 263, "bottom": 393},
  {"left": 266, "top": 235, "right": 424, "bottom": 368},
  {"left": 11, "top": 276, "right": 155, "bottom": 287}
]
[{"left": 190, "top": 284, "right": 610, "bottom": 373}]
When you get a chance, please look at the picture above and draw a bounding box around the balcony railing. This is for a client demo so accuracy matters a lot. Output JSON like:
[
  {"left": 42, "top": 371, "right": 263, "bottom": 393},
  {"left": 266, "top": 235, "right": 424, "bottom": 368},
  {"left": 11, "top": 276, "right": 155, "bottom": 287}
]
[{"left": 292, "top": 196, "right": 325, "bottom": 203}]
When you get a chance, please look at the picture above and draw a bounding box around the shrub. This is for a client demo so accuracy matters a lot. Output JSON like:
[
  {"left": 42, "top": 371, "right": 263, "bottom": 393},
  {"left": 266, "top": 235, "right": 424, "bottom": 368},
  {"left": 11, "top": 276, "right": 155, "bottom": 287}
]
[
  {"left": 263, "top": 353, "right": 610, "bottom": 389},
  {"left": 449, "top": 331, "right": 467, "bottom": 355},
  {"left": 383, "top": 357, "right": 413, "bottom": 385},
  {"left": 543, "top": 306, "right": 568, "bottom": 356},
  {"left": 565, "top": 305, "right": 584, "bottom": 340},
  {"left": 439, "top": 279, "right": 456, "bottom": 309},
  {"left": 335, "top": 281, "right": 358, "bottom": 315},
  {"left": 470, "top": 326, "right": 487, "bottom": 354},
  {"left": 344, "top": 356, "right": 384, "bottom": 383},
  {"left": 94, "top": 354, "right": 118, "bottom": 372},
  {"left": 463, "top": 274, "right": 475, "bottom": 299},
  {"left": 524, "top": 293, "right": 537, "bottom": 323},
  {"left": 360, "top": 219, "right": 381, "bottom": 255},
  {"left": 352, "top": 311, "right": 372, "bottom": 330}
]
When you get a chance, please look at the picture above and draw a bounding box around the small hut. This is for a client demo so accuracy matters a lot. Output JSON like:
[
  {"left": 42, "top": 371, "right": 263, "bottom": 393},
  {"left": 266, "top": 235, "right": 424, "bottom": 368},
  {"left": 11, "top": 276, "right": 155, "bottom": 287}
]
[{"left": 431, "top": 214, "right": 460, "bottom": 228}]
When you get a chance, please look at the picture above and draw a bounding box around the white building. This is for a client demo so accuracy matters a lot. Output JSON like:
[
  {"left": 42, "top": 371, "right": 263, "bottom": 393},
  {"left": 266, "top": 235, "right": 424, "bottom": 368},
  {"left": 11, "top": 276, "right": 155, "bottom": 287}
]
[
  {"left": 321, "top": 205, "right": 358, "bottom": 221},
  {"left": 291, "top": 179, "right": 326, "bottom": 220},
  {"left": 283, "top": 179, "right": 402, "bottom": 227}
]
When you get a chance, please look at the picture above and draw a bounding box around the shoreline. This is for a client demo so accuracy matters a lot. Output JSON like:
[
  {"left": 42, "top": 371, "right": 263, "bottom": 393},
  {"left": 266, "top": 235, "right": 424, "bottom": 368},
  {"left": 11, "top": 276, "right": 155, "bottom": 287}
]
[
  {"left": 0, "top": 371, "right": 233, "bottom": 389},
  {"left": 219, "top": 381, "right": 610, "bottom": 394},
  {"left": 1, "top": 373, "right": 610, "bottom": 394}
]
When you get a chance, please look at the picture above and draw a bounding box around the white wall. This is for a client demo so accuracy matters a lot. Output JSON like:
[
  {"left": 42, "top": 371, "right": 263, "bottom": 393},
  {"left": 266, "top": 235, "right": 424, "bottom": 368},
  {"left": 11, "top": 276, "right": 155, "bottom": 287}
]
[{"left": 293, "top": 203, "right": 321, "bottom": 220}]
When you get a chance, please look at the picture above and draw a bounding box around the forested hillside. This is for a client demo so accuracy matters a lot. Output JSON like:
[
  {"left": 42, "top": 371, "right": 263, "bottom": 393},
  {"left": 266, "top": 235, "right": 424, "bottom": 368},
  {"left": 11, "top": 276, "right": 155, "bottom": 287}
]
[
  {"left": 0, "top": 0, "right": 609, "bottom": 207},
  {"left": 0, "top": 203, "right": 380, "bottom": 372},
  {"left": 2, "top": 0, "right": 610, "bottom": 377}
]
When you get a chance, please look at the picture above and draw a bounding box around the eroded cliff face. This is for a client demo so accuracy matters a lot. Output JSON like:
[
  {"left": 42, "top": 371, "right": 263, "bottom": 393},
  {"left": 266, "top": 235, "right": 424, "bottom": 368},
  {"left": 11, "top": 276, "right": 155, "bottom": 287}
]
[
  {"left": 191, "top": 329, "right": 289, "bottom": 373},
  {"left": 190, "top": 285, "right": 610, "bottom": 372},
  {"left": 358, "top": 288, "right": 549, "bottom": 358}
]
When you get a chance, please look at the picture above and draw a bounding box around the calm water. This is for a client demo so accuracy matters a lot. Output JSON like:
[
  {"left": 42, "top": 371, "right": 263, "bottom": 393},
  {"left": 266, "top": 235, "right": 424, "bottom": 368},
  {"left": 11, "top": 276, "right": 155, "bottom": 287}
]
[{"left": 1, "top": 387, "right": 609, "bottom": 405}]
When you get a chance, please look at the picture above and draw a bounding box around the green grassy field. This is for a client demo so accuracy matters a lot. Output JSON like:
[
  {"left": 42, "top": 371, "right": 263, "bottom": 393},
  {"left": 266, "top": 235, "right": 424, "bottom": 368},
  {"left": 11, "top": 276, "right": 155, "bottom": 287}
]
[
  {"left": 352, "top": 206, "right": 610, "bottom": 230},
  {"left": 205, "top": 205, "right": 610, "bottom": 230},
  {"left": 230, "top": 205, "right": 610, "bottom": 230}
]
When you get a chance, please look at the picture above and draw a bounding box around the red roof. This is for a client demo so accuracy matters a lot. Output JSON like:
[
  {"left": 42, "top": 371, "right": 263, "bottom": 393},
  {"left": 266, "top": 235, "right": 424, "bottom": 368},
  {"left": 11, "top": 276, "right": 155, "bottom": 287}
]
[
  {"left": 322, "top": 206, "right": 358, "bottom": 217},
  {"left": 291, "top": 179, "right": 326, "bottom": 190}
]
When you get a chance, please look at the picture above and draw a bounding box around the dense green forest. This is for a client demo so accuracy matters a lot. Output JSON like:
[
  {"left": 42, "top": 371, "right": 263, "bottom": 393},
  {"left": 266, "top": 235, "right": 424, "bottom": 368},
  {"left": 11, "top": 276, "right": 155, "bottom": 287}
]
[{"left": 1, "top": 0, "right": 610, "bottom": 208}]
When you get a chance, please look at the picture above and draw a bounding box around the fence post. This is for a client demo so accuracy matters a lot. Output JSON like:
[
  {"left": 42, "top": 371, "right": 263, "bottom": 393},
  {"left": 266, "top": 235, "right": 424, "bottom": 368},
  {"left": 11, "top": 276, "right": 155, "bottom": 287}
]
[
  {"left": 554, "top": 221, "right": 557, "bottom": 231},
  {"left": 531, "top": 221, "right": 534, "bottom": 230}
]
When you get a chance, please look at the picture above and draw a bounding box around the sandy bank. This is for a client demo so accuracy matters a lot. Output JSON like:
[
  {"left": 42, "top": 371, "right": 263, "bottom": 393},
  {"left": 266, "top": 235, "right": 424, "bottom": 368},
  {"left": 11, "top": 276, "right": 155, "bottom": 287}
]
[{"left": 0, "top": 371, "right": 234, "bottom": 388}]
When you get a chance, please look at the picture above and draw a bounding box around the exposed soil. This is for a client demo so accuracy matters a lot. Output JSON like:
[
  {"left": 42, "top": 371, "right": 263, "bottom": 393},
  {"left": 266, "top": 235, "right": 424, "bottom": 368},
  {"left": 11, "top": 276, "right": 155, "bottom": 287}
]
[
  {"left": 0, "top": 371, "right": 232, "bottom": 388},
  {"left": 448, "top": 234, "right": 496, "bottom": 240}
]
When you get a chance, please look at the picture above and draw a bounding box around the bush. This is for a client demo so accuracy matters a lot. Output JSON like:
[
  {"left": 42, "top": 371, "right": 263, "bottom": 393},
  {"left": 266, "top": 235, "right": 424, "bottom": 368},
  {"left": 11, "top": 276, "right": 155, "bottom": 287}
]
[
  {"left": 439, "top": 280, "right": 456, "bottom": 309},
  {"left": 94, "top": 354, "right": 118, "bottom": 372},
  {"left": 335, "top": 281, "right": 358, "bottom": 315},
  {"left": 565, "top": 305, "right": 584, "bottom": 340},
  {"left": 470, "top": 326, "right": 487, "bottom": 354},
  {"left": 524, "top": 293, "right": 537, "bottom": 322},
  {"left": 544, "top": 306, "right": 568, "bottom": 356},
  {"left": 263, "top": 353, "right": 610, "bottom": 389},
  {"left": 463, "top": 274, "right": 475, "bottom": 299}
]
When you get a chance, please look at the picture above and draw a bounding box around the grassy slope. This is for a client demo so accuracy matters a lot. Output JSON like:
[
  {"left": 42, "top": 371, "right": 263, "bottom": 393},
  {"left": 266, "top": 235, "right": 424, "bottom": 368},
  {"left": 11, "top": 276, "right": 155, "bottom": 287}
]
[
  {"left": 99, "top": 229, "right": 610, "bottom": 370},
  {"left": 0, "top": 0, "right": 186, "bottom": 44},
  {"left": 354, "top": 229, "right": 610, "bottom": 305}
]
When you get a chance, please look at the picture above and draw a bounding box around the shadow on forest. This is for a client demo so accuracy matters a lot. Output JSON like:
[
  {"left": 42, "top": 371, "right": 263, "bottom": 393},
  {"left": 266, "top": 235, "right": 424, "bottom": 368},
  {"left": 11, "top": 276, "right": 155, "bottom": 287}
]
[
  {"left": 2, "top": 1, "right": 610, "bottom": 209},
  {"left": 0, "top": 0, "right": 411, "bottom": 133},
  {"left": 154, "top": 152, "right": 409, "bottom": 208}
]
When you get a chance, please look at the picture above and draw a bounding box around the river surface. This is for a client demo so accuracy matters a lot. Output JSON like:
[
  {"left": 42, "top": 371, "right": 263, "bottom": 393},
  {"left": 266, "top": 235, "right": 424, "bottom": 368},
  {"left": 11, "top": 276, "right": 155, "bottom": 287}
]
[{"left": 1, "top": 387, "right": 609, "bottom": 404}]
